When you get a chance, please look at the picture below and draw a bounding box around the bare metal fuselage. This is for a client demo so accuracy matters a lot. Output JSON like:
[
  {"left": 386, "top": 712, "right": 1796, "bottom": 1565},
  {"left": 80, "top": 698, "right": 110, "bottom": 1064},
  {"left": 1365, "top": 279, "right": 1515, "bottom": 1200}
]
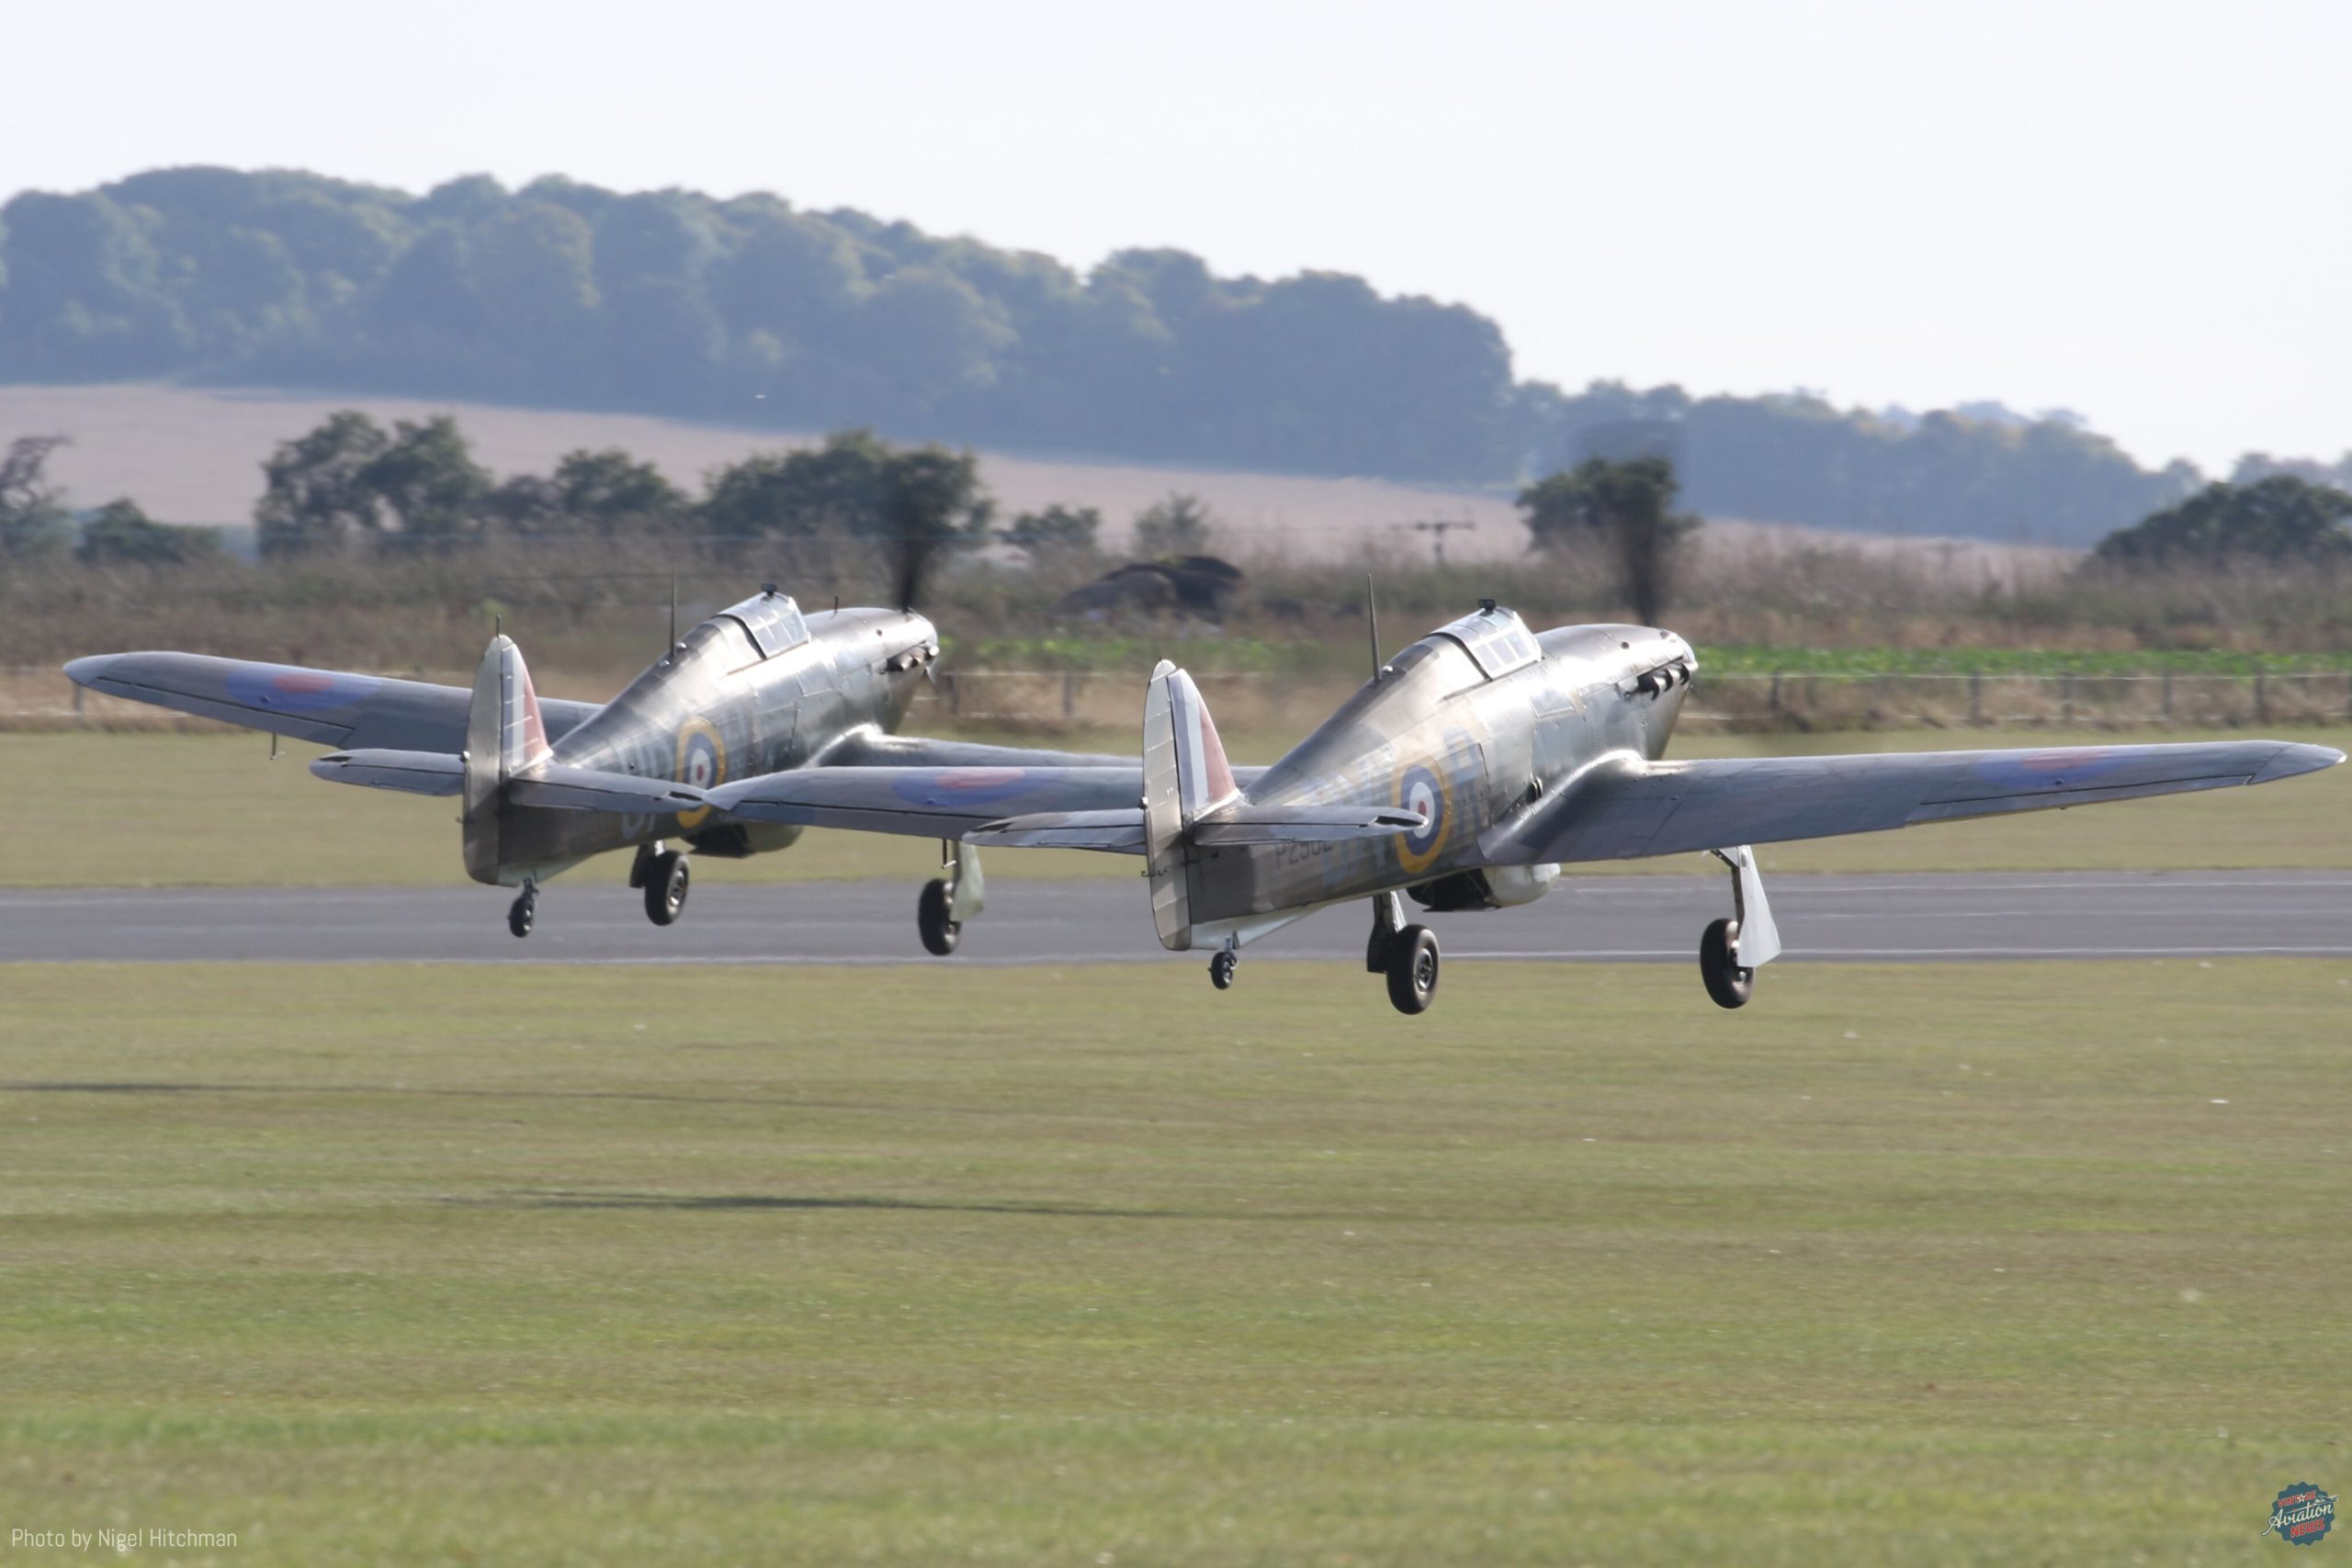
[
  {"left": 1172, "top": 623, "right": 1691, "bottom": 932},
  {"left": 466, "top": 606, "right": 930, "bottom": 886}
]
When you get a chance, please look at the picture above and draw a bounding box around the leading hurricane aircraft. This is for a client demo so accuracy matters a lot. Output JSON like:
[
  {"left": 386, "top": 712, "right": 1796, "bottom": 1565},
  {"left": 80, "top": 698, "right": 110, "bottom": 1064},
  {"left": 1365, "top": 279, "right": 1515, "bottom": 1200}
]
[{"left": 696, "top": 601, "right": 2344, "bottom": 1013}]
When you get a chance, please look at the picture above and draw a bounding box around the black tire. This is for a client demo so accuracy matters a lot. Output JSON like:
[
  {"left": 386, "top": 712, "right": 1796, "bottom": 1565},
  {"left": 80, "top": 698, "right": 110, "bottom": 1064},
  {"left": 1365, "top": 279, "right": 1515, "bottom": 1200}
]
[
  {"left": 645, "top": 852, "right": 689, "bottom": 927},
  {"left": 918, "top": 878, "right": 960, "bottom": 956},
  {"left": 507, "top": 889, "right": 536, "bottom": 940},
  {"left": 1210, "top": 951, "right": 1237, "bottom": 990},
  {"left": 1385, "top": 924, "right": 1440, "bottom": 1015},
  {"left": 1700, "top": 917, "right": 1754, "bottom": 1009}
]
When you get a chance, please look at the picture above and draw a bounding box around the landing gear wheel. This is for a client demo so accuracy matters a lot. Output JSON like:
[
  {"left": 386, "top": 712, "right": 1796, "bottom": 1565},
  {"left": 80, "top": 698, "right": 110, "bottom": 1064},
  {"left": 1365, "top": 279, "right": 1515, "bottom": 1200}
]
[
  {"left": 644, "top": 852, "right": 689, "bottom": 927},
  {"left": 1385, "top": 924, "right": 1440, "bottom": 1015},
  {"left": 1700, "top": 917, "right": 1754, "bottom": 1009},
  {"left": 507, "top": 886, "right": 537, "bottom": 940},
  {"left": 918, "top": 878, "right": 960, "bottom": 956},
  {"left": 1209, "top": 950, "right": 1238, "bottom": 990}
]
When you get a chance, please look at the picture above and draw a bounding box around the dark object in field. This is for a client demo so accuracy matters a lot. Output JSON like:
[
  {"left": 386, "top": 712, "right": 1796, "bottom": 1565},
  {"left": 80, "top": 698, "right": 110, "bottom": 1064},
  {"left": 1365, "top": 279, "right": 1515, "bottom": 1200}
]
[{"left": 1060, "top": 556, "right": 1244, "bottom": 620}]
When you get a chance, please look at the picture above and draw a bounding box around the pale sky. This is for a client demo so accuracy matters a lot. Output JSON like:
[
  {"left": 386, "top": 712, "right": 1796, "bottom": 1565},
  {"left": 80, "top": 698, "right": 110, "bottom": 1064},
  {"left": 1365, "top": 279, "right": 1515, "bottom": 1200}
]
[{"left": 6, "top": 0, "right": 2346, "bottom": 474}]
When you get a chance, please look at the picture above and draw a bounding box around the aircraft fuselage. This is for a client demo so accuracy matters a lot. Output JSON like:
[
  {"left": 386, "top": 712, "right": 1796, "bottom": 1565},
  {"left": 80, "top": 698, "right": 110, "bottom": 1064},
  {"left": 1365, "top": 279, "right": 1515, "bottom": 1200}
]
[
  {"left": 467, "top": 602, "right": 936, "bottom": 885},
  {"left": 1177, "top": 621, "right": 1695, "bottom": 925}
]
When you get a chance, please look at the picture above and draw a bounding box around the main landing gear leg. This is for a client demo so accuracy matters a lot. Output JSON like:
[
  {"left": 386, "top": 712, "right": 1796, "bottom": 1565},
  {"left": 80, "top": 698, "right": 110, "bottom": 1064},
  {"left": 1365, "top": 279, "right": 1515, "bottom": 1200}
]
[
  {"left": 1699, "top": 844, "right": 1780, "bottom": 1010},
  {"left": 1365, "top": 890, "right": 1405, "bottom": 974},
  {"left": 507, "top": 880, "right": 537, "bottom": 940},
  {"left": 1366, "top": 891, "right": 1438, "bottom": 1014},
  {"left": 919, "top": 840, "right": 985, "bottom": 956}
]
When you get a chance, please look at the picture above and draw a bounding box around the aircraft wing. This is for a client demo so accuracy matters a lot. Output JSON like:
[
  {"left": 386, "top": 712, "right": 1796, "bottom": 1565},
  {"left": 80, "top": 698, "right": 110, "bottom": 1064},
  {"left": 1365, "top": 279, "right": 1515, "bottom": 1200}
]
[
  {"left": 707, "top": 764, "right": 1148, "bottom": 840},
  {"left": 1484, "top": 740, "right": 2346, "bottom": 865},
  {"left": 63, "top": 652, "right": 601, "bottom": 751}
]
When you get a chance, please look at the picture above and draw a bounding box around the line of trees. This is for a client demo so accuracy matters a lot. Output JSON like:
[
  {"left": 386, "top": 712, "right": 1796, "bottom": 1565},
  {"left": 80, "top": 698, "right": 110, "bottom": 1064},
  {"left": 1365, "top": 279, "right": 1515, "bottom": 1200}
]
[
  {"left": 8, "top": 168, "right": 2344, "bottom": 542},
  {"left": 0, "top": 412, "right": 1246, "bottom": 615}
]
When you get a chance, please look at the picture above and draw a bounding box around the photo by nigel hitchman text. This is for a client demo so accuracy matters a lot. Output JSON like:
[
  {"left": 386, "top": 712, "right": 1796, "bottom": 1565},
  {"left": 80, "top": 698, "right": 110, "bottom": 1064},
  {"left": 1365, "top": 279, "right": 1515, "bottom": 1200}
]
[{"left": 11, "top": 1528, "right": 239, "bottom": 1552}]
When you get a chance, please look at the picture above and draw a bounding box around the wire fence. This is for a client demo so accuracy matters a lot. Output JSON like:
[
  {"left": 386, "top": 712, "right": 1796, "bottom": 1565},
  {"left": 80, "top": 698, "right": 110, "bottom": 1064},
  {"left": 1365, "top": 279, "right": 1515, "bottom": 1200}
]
[
  {"left": 9, "top": 665, "right": 2349, "bottom": 735},
  {"left": 926, "top": 669, "right": 2352, "bottom": 731}
]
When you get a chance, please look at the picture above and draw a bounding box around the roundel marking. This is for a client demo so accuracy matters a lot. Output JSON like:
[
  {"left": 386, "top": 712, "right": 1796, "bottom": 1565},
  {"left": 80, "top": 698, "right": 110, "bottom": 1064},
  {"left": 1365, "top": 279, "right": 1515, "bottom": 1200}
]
[
  {"left": 223, "top": 666, "right": 383, "bottom": 714},
  {"left": 1395, "top": 760, "right": 1449, "bottom": 876},
  {"left": 674, "top": 717, "right": 728, "bottom": 829},
  {"left": 888, "top": 766, "right": 1060, "bottom": 808}
]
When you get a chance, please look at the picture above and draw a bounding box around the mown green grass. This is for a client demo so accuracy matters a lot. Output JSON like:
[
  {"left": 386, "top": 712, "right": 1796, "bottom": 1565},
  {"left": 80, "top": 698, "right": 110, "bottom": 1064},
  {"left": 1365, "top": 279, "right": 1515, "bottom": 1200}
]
[
  {"left": 0, "top": 960, "right": 2346, "bottom": 1563},
  {"left": 9, "top": 723, "right": 2345, "bottom": 886}
]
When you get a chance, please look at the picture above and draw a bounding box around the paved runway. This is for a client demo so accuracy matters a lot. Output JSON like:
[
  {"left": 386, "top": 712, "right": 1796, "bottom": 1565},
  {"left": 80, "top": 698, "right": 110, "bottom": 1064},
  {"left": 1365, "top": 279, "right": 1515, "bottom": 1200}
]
[{"left": 4, "top": 872, "right": 2346, "bottom": 965}]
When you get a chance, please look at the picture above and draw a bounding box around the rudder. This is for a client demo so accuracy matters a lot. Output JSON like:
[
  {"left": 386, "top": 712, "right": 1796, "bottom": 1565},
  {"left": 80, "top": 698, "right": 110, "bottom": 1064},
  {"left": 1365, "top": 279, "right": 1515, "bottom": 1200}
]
[
  {"left": 461, "top": 634, "right": 552, "bottom": 884},
  {"left": 1140, "top": 661, "right": 1238, "bottom": 950}
]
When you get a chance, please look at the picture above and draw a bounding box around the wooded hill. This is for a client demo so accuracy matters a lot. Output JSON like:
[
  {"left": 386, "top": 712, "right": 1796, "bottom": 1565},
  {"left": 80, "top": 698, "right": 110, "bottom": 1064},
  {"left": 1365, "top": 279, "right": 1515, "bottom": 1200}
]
[{"left": 0, "top": 166, "right": 2301, "bottom": 542}]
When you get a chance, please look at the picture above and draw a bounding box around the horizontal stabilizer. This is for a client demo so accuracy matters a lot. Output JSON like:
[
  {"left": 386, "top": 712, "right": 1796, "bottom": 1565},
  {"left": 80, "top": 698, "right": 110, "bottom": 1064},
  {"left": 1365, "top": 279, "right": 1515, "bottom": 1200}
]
[
  {"left": 311, "top": 749, "right": 465, "bottom": 796},
  {"left": 1189, "top": 802, "right": 1428, "bottom": 846},
  {"left": 506, "top": 765, "right": 709, "bottom": 814}
]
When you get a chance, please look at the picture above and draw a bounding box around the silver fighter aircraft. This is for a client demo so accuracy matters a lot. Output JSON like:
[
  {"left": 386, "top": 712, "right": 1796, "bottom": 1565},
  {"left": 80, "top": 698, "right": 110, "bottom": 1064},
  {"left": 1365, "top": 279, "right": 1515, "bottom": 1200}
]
[
  {"left": 701, "top": 602, "right": 2345, "bottom": 1013},
  {"left": 65, "top": 587, "right": 1120, "bottom": 945}
]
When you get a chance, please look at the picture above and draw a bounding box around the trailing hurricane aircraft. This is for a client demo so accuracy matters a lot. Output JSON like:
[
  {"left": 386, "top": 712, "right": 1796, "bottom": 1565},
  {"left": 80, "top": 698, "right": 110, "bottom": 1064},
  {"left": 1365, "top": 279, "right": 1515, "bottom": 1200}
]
[
  {"left": 65, "top": 586, "right": 1123, "bottom": 944},
  {"left": 698, "top": 601, "right": 2345, "bottom": 1014}
]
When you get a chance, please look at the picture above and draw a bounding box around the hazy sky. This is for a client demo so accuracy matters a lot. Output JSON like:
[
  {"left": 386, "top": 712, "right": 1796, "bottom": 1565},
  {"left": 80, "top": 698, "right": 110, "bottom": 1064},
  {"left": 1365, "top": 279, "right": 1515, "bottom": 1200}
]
[{"left": 6, "top": 0, "right": 2345, "bottom": 472}]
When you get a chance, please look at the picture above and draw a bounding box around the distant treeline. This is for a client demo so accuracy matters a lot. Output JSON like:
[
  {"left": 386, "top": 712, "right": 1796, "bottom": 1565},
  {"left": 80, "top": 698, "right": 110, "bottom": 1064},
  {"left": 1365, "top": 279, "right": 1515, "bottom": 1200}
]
[{"left": 1, "top": 167, "right": 2340, "bottom": 541}]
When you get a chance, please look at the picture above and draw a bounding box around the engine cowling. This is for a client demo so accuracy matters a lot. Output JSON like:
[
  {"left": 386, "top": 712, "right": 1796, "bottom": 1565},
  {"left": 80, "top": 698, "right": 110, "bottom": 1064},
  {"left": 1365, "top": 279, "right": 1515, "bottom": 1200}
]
[{"left": 1407, "top": 863, "right": 1559, "bottom": 912}]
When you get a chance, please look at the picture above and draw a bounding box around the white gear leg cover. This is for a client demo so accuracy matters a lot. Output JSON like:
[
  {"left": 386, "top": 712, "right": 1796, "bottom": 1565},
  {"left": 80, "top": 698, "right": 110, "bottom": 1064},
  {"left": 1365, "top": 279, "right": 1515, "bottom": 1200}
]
[
  {"left": 947, "top": 840, "right": 986, "bottom": 925},
  {"left": 1713, "top": 844, "right": 1781, "bottom": 967}
]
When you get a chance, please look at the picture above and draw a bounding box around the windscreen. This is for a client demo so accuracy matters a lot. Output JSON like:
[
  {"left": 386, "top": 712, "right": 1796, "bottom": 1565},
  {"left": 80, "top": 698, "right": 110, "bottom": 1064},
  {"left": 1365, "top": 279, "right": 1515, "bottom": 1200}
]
[
  {"left": 720, "top": 592, "right": 810, "bottom": 659},
  {"left": 1430, "top": 607, "right": 1539, "bottom": 679}
]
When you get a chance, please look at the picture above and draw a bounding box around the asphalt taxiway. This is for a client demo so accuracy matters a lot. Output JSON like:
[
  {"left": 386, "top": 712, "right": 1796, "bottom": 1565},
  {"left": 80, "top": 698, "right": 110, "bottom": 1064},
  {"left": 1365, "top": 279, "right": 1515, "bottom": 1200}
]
[{"left": 5, "top": 871, "right": 2346, "bottom": 965}]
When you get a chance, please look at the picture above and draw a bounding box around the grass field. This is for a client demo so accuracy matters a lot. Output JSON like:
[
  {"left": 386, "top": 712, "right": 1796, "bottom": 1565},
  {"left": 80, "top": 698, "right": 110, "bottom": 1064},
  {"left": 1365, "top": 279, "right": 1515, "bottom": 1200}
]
[
  {"left": 10, "top": 723, "right": 2346, "bottom": 888},
  {"left": 1, "top": 960, "right": 2347, "bottom": 1563}
]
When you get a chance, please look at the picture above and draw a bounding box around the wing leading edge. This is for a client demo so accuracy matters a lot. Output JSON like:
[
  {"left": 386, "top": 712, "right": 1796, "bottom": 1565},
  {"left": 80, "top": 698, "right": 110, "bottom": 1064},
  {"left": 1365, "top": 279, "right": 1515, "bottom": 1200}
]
[{"left": 1485, "top": 740, "right": 2346, "bottom": 865}]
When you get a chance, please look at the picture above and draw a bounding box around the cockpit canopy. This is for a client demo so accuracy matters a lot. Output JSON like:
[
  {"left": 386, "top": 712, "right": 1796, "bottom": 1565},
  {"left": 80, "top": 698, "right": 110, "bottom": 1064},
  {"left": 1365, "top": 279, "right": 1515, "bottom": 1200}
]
[
  {"left": 718, "top": 588, "right": 810, "bottom": 660},
  {"left": 1430, "top": 603, "right": 1539, "bottom": 680}
]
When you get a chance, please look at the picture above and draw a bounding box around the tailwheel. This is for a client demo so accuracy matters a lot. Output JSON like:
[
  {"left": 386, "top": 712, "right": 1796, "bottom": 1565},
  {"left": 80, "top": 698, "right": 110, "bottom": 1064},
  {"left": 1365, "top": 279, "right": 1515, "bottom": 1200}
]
[
  {"left": 644, "top": 852, "right": 689, "bottom": 927},
  {"left": 1384, "top": 924, "right": 1440, "bottom": 1015},
  {"left": 918, "top": 877, "right": 960, "bottom": 956},
  {"left": 507, "top": 884, "right": 537, "bottom": 940},
  {"left": 1209, "top": 949, "right": 1238, "bottom": 990},
  {"left": 1699, "top": 917, "right": 1754, "bottom": 1009}
]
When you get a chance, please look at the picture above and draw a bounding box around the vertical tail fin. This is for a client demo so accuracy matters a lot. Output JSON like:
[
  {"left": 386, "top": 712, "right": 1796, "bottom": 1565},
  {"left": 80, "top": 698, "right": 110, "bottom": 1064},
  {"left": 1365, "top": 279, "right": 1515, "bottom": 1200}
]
[
  {"left": 1141, "top": 661, "right": 1236, "bottom": 950},
  {"left": 1162, "top": 663, "right": 1239, "bottom": 824},
  {"left": 461, "top": 634, "right": 551, "bottom": 883}
]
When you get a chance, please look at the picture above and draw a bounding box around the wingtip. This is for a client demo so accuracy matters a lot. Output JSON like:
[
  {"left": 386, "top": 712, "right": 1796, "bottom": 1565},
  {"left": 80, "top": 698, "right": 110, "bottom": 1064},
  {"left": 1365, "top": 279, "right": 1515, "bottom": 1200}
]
[
  {"left": 63, "top": 654, "right": 117, "bottom": 687},
  {"left": 2255, "top": 743, "right": 2347, "bottom": 784}
]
